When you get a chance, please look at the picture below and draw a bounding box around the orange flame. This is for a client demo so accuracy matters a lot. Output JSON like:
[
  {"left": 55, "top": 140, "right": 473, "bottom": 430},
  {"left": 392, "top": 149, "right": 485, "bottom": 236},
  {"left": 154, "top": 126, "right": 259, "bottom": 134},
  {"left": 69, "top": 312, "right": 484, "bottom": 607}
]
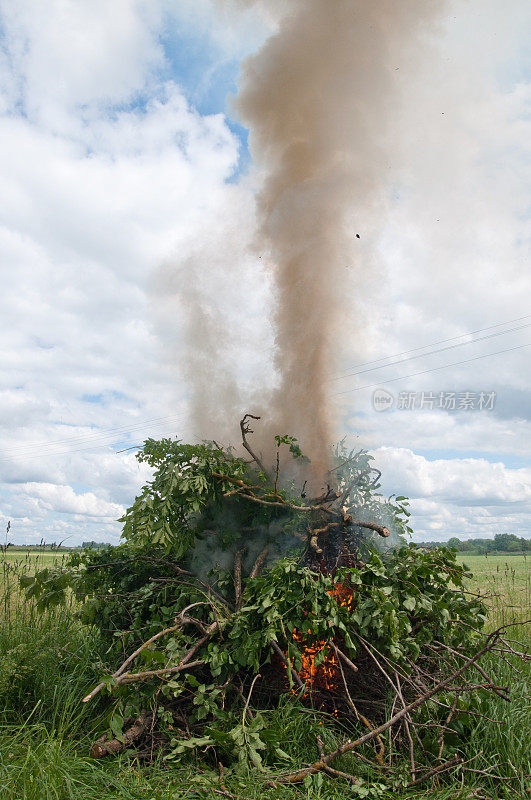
[{"left": 289, "top": 582, "right": 354, "bottom": 698}]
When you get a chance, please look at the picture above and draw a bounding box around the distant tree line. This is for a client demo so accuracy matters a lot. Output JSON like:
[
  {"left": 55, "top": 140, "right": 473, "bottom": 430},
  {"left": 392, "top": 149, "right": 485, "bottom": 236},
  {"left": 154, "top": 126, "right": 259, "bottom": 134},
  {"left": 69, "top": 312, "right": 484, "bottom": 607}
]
[
  {"left": 417, "top": 533, "right": 530, "bottom": 553},
  {"left": 81, "top": 541, "right": 110, "bottom": 549}
]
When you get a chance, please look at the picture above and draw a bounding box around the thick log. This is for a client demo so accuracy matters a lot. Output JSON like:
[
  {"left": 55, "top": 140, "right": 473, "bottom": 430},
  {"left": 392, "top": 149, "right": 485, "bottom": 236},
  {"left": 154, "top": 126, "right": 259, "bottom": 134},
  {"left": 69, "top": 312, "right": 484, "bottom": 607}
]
[
  {"left": 90, "top": 714, "right": 150, "bottom": 758},
  {"left": 352, "top": 521, "right": 390, "bottom": 538},
  {"left": 249, "top": 545, "right": 269, "bottom": 579}
]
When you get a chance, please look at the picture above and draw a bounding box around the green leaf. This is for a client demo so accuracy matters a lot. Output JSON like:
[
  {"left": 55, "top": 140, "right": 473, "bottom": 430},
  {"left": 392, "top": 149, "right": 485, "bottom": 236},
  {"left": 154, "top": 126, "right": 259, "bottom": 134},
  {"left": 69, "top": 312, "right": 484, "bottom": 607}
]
[{"left": 403, "top": 596, "right": 416, "bottom": 611}]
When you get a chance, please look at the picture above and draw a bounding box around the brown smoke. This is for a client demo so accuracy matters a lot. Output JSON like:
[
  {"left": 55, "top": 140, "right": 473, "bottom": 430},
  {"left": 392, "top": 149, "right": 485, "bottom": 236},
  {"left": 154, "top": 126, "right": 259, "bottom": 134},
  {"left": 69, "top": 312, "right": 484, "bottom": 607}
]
[
  {"left": 159, "top": 0, "right": 448, "bottom": 482},
  {"left": 225, "top": 0, "right": 447, "bottom": 479}
]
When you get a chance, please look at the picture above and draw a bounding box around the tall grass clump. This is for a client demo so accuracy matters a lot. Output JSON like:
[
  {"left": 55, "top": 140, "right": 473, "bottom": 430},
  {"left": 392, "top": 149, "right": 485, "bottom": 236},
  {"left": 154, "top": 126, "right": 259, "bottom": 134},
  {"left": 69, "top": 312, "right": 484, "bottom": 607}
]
[
  {"left": 0, "top": 554, "right": 103, "bottom": 730},
  {"left": 0, "top": 554, "right": 117, "bottom": 800}
]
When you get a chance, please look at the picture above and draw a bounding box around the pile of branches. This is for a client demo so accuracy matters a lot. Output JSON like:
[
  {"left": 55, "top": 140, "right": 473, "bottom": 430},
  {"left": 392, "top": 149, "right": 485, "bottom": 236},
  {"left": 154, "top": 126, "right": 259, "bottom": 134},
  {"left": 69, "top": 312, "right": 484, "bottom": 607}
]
[{"left": 22, "top": 417, "right": 530, "bottom": 791}]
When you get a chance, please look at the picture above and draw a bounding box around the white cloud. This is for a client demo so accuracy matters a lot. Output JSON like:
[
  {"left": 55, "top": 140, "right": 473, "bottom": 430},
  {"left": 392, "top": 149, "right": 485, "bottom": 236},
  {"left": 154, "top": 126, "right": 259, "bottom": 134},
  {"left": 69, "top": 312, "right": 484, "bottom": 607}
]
[
  {"left": 15, "top": 482, "right": 125, "bottom": 519},
  {"left": 375, "top": 447, "right": 531, "bottom": 505},
  {"left": 371, "top": 447, "right": 531, "bottom": 540},
  {"left": 0, "top": 0, "right": 165, "bottom": 125},
  {"left": 0, "top": 0, "right": 529, "bottom": 544},
  {"left": 345, "top": 407, "right": 531, "bottom": 460}
]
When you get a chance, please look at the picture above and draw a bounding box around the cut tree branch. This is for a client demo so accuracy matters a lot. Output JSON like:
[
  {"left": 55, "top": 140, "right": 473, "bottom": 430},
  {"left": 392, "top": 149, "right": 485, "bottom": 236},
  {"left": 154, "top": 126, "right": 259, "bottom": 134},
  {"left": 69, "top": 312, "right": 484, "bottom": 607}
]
[
  {"left": 82, "top": 622, "right": 184, "bottom": 703},
  {"left": 90, "top": 714, "right": 150, "bottom": 758},
  {"left": 115, "top": 659, "right": 205, "bottom": 685},
  {"left": 240, "top": 414, "right": 267, "bottom": 474},
  {"left": 234, "top": 549, "right": 245, "bottom": 610},
  {"left": 351, "top": 520, "right": 390, "bottom": 538},
  {"left": 405, "top": 755, "right": 463, "bottom": 787},
  {"left": 272, "top": 629, "right": 501, "bottom": 783},
  {"left": 331, "top": 642, "right": 358, "bottom": 673},
  {"left": 83, "top": 619, "right": 223, "bottom": 701},
  {"left": 249, "top": 545, "right": 269, "bottom": 579}
]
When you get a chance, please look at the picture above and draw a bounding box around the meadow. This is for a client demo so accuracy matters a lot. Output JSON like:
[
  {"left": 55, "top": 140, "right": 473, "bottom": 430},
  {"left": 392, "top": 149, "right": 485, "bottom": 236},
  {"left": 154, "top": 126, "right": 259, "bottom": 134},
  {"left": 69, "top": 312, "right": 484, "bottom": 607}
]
[
  {"left": 456, "top": 552, "right": 530, "bottom": 626},
  {"left": 0, "top": 549, "right": 529, "bottom": 800}
]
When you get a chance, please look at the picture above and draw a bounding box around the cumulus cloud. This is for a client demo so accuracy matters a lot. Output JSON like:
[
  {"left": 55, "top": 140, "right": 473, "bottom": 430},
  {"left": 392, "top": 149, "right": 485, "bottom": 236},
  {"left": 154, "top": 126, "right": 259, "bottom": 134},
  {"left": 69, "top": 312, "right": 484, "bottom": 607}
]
[
  {"left": 0, "top": 0, "right": 165, "bottom": 125},
  {"left": 15, "top": 483, "right": 125, "bottom": 519},
  {"left": 347, "top": 408, "right": 531, "bottom": 460},
  {"left": 372, "top": 447, "right": 531, "bottom": 540},
  {"left": 0, "top": 0, "right": 529, "bottom": 544}
]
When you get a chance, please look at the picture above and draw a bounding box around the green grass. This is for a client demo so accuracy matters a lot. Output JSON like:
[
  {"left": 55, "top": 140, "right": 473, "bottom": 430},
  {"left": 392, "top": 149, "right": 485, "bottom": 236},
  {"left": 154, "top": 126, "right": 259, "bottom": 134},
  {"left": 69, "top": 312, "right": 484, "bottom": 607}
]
[
  {"left": 456, "top": 552, "right": 530, "bottom": 626},
  {"left": 0, "top": 552, "right": 529, "bottom": 799},
  {"left": 1, "top": 548, "right": 68, "bottom": 570}
]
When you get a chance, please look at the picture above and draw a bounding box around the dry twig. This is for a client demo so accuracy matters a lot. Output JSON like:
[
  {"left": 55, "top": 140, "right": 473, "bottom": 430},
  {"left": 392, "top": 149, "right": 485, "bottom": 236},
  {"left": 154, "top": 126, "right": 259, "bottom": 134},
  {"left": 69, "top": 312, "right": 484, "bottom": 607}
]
[
  {"left": 271, "top": 630, "right": 502, "bottom": 783},
  {"left": 239, "top": 414, "right": 267, "bottom": 474}
]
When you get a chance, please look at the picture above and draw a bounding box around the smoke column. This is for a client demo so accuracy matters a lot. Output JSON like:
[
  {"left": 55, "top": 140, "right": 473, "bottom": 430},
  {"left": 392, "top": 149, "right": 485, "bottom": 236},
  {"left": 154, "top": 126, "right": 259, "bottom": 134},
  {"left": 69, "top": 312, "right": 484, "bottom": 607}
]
[
  {"left": 220, "top": 0, "right": 447, "bottom": 479},
  {"left": 158, "top": 1, "right": 449, "bottom": 478}
]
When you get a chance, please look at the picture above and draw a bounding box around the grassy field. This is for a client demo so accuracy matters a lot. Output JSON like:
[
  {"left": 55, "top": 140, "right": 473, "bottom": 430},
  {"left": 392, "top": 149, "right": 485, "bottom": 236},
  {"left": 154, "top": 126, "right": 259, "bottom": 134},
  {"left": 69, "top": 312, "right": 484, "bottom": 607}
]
[
  {"left": 1, "top": 549, "right": 71, "bottom": 568},
  {"left": 0, "top": 549, "right": 529, "bottom": 799},
  {"left": 1, "top": 550, "right": 70, "bottom": 614},
  {"left": 456, "top": 552, "right": 530, "bottom": 626}
]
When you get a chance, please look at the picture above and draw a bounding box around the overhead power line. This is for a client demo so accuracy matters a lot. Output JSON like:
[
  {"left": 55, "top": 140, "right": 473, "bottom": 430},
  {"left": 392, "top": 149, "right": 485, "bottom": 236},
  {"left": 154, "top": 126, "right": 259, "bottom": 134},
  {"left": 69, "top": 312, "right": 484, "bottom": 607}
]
[
  {"left": 0, "top": 416, "right": 189, "bottom": 463},
  {"left": 335, "top": 312, "right": 531, "bottom": 375},
  {"left": 333, "top": 341, "right": 531, "bottom": 396},
  {"left": 2, "top": 313, "right": 529, "bottom": 462},
  {"left": 0, "top": 412, "right": 188, "bottom": 458},
  {"left": 0, "top": 425, "right": 204, "bottom": 464},
  {"left": 333, "top": 321, "right": 531, "bottom": 381}
]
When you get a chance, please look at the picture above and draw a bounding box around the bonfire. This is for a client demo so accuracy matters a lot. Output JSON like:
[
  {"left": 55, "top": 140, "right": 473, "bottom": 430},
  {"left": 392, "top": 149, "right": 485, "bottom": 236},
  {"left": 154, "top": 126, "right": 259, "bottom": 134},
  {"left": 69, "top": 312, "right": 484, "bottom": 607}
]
[{"left": 23, "top": 415, "right": 529, "bottom": 790}]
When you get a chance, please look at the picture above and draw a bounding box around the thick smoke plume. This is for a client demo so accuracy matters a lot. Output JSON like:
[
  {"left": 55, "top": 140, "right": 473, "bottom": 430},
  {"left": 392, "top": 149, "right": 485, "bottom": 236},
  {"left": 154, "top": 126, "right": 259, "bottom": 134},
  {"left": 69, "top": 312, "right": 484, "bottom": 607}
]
[
  {"left": 224, "top": 0, "right": 447, "bottom": 480},
  {"left": 164, "top": 0, "right": 447, "bottom": 482}
]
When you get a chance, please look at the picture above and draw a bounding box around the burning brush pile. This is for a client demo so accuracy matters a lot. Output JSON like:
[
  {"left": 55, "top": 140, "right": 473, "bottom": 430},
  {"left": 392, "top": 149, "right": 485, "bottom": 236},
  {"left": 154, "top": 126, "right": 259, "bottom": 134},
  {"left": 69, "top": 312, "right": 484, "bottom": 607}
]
[{"left": 24, "top": 416, "right": 529, "bottom": 790}]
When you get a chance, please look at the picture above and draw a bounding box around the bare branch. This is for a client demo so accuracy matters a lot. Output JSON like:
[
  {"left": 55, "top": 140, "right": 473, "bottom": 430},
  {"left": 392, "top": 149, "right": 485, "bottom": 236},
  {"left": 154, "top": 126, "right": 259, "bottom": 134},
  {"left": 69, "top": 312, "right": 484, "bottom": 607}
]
[
  {"left": 234, "top": 549, "right": 245, "bottom": 610},
  {"left": 431, "top": 641, "right": 510, "bottom": 701},
  {"left": 311, "top": 486, "right": 341, "bottom": 504},
  {"left": 405, "top": 755, "right": 463, "bottom": 787},
  {"left": 82, "top": 622, "right": 184, "bottom": 703},
  {"left": 395, "top": 672, "right": 415, "bottom": 781},
  {"left": 310, "top": 522, "right": 342, "bottom": 554},
  {"left": 438, "top": 693, "right": 459, "bottom": 759},
  {"left": 213, "top": 473, "right": 392, "bottom": 531},
  {"left": 331, "top": 642, "right": 358, "bottom": 673},
  {"left": 240, "top": 414, "right": 267, "bottom": 474},
  {"left": 84, "top": 619, "right": 223, "bottom": 701},
  {"left": 351, "top": 520, "right": 390, "bottom": 538},
  {"left": 249, "top": 545, "right": 269, "bottom": 579},
  {"left": 273, "top": 630, "right": 501, "bottom": 783},
  {"left": 274, "top": 450, "right": 280, "bottom": 494},
  {"left": 117, "top": 659, "right": 205, "bottom": 685}
]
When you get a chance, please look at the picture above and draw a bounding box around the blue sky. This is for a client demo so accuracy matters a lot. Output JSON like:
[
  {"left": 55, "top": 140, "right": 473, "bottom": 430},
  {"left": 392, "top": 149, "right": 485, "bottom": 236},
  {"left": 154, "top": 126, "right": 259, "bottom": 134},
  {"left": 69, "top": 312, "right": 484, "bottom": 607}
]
[{"left": 0, "top": 0, "right": 529, "bottom": 545}]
